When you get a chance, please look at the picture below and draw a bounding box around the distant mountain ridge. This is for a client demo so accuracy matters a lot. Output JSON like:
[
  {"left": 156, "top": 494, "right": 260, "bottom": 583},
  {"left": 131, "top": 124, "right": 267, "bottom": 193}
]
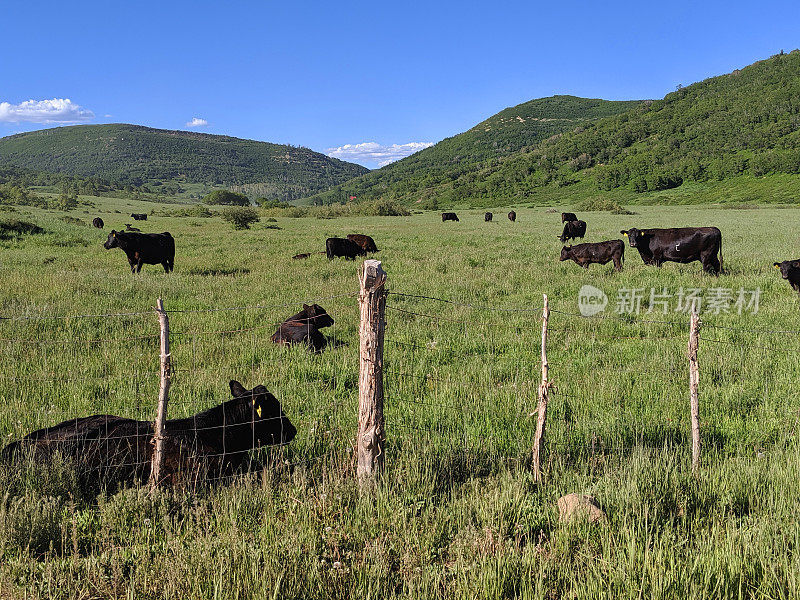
[
  {"left": 0, "top": 124, "right": 368, "bottom": 202},
  {"left": 303, "top": 95, "right": 643, "bottom": 205}
]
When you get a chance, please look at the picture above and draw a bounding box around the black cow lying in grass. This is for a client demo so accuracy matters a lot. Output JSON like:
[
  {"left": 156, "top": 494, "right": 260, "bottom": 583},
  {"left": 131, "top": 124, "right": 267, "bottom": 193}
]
[
  {"left": 485, "top": 212, "right": 493, "bottom": 222},
  {"left": 774, "top": 259, "right": 800, "bottom": 295},
  {"left": 346, "top": 234, "right": 378, "bottom": 253},
  {"left": 561, "top": 240, "right": 625, "bottom": 272},
  {"left": 92, "top": 217, "right": 104, "bottom": 228},
  {"left": 131, "top": 213, "right": 148, "bottom": 221},
  {"left": 272, "top": 304, "right": 334, "bottom": 353},
  {"left": 508, "top": 211, "right": 516, "bottom": 222},
  {"left": 326, "top": 237, "right": 364, "bottom": 260},
  {"left": 1, "top": 381, "right": 296, "bottom": 488},
  {"left": 558, "top": 220, "right": 587, "bottom": 243},
  {"left": 104, "top": 230, "right": 175, "bottom": 273}
]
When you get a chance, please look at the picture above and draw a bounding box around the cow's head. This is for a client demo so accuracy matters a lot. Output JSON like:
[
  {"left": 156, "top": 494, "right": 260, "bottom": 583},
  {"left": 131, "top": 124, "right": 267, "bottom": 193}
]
[
  {"left": 300, "top": 303, "right": 334, "bottom": 329},
  {"left": 620, "top": 228, "right": 641, "bottom": 247},
  {"left": 228, "top": 380, "right": 297, "bottom": 448},
  {"left": 103, "top": 230, "right": 120, "bottom": 249},
  {"left": 559, "top": 246, "right": 573, "bottom": 261},
  {"left": 774, "top": 260, "right": 800, "bottom": 280},
  {"left": 557, "top": 223, "right": 571, "bottom": 243}
]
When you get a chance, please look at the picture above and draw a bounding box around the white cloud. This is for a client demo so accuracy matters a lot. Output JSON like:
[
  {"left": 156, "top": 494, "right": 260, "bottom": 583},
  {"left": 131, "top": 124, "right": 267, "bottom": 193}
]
[
  {"left": 0, "top": 98, "right": 94, "bottom": 124},
  {"left": 327, "top": 141, "right": 434, "bottom": 167},
  {"left": 185, "top": 117, "right": 208, "bottom": 128}
]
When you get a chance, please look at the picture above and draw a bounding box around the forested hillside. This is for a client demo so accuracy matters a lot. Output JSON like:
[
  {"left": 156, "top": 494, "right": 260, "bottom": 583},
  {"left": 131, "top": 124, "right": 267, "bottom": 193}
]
[
  {"left": 0, "top": 124, "right": 368, "bottom": 202},
  {"left": 304, "top": 96, "right": 641, "bottom": 205},
  {"left": 308, "top": 51, "right": 800, "bottom": 207}
]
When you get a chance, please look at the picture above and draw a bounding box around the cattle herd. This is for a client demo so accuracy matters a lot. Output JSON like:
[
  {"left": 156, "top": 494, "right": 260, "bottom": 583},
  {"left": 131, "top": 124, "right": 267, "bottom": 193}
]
[{"left": 3, "top": 205, "right": 797, "bottom": 488}]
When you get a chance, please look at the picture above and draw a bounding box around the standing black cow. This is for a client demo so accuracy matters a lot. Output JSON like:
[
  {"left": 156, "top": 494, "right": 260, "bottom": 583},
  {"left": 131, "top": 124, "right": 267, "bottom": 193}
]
[
  {"left": 326, "top": 237, "right": 364, "bottom": 260},
  {"left": 441, "top": 212, "right": 459, "bottom": 222},
  {"left": 620, "top": 227, "right": 723, "bottom": 274},
  {"left": 774, "top": 259, "right": 800, "bottom": 296},
  {"left": 562, "top": 212, "right": 578, "bottom": 223},
  {"left": 508, "top": 211, "right": 516, "bottom": 222},
  {"left": 1, "top": 380, "right": 296, "bottom": 488},
  {"left": 272, "top": 304, "right": 335, "bottom": 353},
  {"left": 558, "top": 220, "right": 587, "bottom": 243},
  {"left": 484, "top": 212, "right": 493, "bottom": 222},
  {"left": 560, "top": 240, "right": 625, "bottom": 272},
  {"left": 103, "top": 230, "right": 175, "bottom": 273},
  {"left": 131, "top": 213, "right": 148, "bottom": 221},
  {"left": 92, "top": 217, "right": 104, "bottom": 229},
  {"left": 346, "top": 234, "right": 379, "bottom": 253}
]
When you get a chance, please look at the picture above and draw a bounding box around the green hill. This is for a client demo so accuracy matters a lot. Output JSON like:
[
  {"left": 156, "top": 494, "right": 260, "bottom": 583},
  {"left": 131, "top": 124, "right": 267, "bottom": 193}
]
[
  {"left": 304, "top": 95, "right": 642, "bottom": 205},
  {"left": 0, "top": 124, "right": 368, "bottom": 202}
]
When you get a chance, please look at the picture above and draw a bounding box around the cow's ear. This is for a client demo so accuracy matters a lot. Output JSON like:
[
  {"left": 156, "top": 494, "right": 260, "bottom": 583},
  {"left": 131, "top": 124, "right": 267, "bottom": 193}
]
[
  {"left": 229, "top": 380, "right": 248, "bottom": 397},
  {"left": 303, "top": 303, "right": 310, "bottom": 311}
]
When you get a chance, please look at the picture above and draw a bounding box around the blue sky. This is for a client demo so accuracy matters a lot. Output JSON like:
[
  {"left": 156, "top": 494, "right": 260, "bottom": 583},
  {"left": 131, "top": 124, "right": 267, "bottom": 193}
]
[{"left": 1, "top": 0, "right": 798, "bottom": 168}]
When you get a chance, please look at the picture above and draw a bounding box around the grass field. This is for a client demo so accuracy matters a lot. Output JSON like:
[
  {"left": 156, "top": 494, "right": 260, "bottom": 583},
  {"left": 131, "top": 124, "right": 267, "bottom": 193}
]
[{"left": 1, "top": 197, "right": 800, "bottom": 599}]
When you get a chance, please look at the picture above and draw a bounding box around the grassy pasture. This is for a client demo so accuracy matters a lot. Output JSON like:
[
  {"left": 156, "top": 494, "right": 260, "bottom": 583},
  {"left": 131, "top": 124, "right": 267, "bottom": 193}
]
[{"left": 1, "top": 199, "right": 800, "bottom": 599}]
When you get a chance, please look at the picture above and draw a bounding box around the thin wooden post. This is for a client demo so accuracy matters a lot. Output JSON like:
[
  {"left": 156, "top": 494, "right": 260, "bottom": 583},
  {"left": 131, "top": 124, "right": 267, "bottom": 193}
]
[
  {"left": 688, "top": 302, "right": 701, "bottom": 474},
  {"left": 357, "top": 259, "right": 387, "bottom": 484},
  {"left": 532, "top": 294, "right": 550, "bottom": 483},
  {"left": 150, "top": 298, "right": 172, "bottom": 489}
]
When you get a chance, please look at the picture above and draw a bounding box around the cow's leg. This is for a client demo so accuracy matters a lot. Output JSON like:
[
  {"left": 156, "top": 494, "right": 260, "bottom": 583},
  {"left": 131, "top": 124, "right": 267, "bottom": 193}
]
[
  {"left": 703, "top": 252, "right": 721, "bottom": 275},
  {"left": 136, "top": 260, "right": 143, "bottom": 273},
  {"left": 162, "top": 262, "right": 170, "bottom": 273},
  {"left": 128, "top": 259, "right": 137, "bottom": 273},
  {"left": 613, "top": 256, "right": 622, "bottom": 272}
]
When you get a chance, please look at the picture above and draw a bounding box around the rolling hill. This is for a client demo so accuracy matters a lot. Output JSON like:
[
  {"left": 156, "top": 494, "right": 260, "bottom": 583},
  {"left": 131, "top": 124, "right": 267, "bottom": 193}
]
[
  {"left": 0, "top": 124, "right": 369, "bottom": 202},
  {"left": 303, "top": 95, "right": 643, "bottom": 205}
]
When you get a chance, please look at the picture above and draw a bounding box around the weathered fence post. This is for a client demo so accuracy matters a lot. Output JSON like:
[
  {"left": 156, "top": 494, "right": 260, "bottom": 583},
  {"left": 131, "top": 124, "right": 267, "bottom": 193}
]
[
  {"left": 358, "top": 259, "right": 387, "bottom": 484},
  {"left": 532, "top": 294, "right": 550, "bottom": 483},
  {"left": 688, "top": 302, "right": 701, "bottom": 474},
  {"left": 150, "top": 297, "right": 172, "bottom": 489}
]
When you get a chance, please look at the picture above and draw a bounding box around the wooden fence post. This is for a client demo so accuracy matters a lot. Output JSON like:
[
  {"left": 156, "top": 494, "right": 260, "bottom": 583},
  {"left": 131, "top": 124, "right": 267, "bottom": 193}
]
[
  {"left": 532, "top": 294, "right": 550, "bottom": 483},
  {"left": 688, "top": 302, "right": 701, "bottom": 474},
  {"left": 150, "top": 298, "right": 172, "bottom": 489},
  {"left": 357, "top": 259, "right": 387, "bottom": 484}
]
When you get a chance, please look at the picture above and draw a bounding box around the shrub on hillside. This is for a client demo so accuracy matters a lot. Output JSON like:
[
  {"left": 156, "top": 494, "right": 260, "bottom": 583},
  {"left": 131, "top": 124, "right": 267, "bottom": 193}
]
[
  {"left": 256, "top": 198, "right": 291, "bottom": 209},
  {"left": 221, "top": 206, "right": 260, "bottom": 229},
  {"left": 203, "top": 190, "right": 250, "bottom": 206}
]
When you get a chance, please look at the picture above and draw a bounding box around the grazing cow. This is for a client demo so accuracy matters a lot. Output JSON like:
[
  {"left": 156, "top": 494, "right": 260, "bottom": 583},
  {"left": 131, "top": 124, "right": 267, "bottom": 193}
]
[
  {"left": 272, "top": 304, "right": 335, "bottom": 353},
  {"left": 103, "top": 230, "right": 175, "bottom": 273},
  {"left": 562, "top": 212, "right": 578, "bottom": 223},
  {"left": 346, "top": 234, "right": 379, "bottom": 253},
  {"left": 131, "top": 213, "right": 148, "bottom": 221},
  {"left": 92, "top": 217, "right": 104, "bottom": 229},
  {"left": 558, "top": 220, "right": 587, "bottom": 243},
  {"left": 774, "top": 259, "right": 800, "bottom": 295},
  {"left": 124, "top": 224, "right": 141, "bottom": 232},
  {"left": 1, "top": 381, "right": 297, "bottom": 488},
  {"left": 560, "top": 240, "right": 625, "bottom": 272},
  {"left": 620, "top": 227, "right": 723, "bottom": 274},
  {"left": 508, "top": 211, "right": 516, "bottom": 222},
  {"left": 484, "top": 212, "right": 493, "bottom": 222},
  {"left": 441, "top": 212, "right": 459, "bottom": 222},
  {"left": 326, "top": 237, "right": 364, "bottom": 260}
]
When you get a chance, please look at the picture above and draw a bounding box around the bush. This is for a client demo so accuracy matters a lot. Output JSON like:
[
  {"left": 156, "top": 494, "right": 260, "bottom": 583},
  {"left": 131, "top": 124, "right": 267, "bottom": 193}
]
[
  {"left": 221, "top": 206, "right": 260, "bottom": 229},
  {"left": 256, "top": 198, "right": 291, "bottom": 209},
  {"left": 203, "top": 190, "right": 251, "bottom": 206},
  {"left": 0, "top": 219, "right": 45, "bottom": 240}
]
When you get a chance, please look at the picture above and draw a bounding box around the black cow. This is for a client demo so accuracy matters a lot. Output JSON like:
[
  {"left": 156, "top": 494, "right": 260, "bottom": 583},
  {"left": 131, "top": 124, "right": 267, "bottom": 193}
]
[
  {"left": 484, "top": 212, "right": 493, "bottom": 222},
  {"left": 131, "top": 213, "right": 148, "bottom": 221},
  {"left": 562, "top": 212, "right": 578, "bottom": 223},
  {"left": 103, "top": 230, "right": 175, "bottom": 273},
  {"left": 271, "top": 304, "right": 335, "bottom": 353},
  {"left": 558, "top": 220, "right": 587, "bottom": 243},
  {"left": 326, "top": 237, "right": 364, "bottom": 260},
  {"left": 774, "top": 260, "right": 800, "bottom": 295},
  {"left": 92, "top": 217, "right": 104, "bottom": 229},
  {"left": 1, "top": 381, "right": 296, "bottom": 488},
  {"left": 620, "top": 227, "right": 723, "bottom": 274},
  {"left": 508, "top": 211, "right": 516, "bottom": 222},
  {"left": 441, "top": 212, "right": 459, "bottom": 222},
  {"left": 560, "top": 240, "right": 625, "bottom": 272},
  {"left": 346, "top": 234, "right": 378, "bottom": 253},
  {"left": 124, "top": 223, "right": 141, "bottom": 232}
]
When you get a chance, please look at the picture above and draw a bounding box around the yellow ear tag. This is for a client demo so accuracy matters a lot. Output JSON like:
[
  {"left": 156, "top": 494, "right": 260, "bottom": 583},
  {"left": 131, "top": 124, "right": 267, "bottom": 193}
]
[
  {"left": 623, "top": 232, "right": 628, "bottom": 236},
  {"left": 774, "top": 265, "right": 780, "bottom": 269},
  {"left": 252, "top": 399, "right": 262, "bottom": 418}
]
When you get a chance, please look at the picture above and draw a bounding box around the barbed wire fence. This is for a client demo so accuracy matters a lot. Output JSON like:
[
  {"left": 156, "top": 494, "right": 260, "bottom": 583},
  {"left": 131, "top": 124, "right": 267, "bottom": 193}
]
[{"left": 2, "top": 259, "right": 800, "bottom": 489}]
